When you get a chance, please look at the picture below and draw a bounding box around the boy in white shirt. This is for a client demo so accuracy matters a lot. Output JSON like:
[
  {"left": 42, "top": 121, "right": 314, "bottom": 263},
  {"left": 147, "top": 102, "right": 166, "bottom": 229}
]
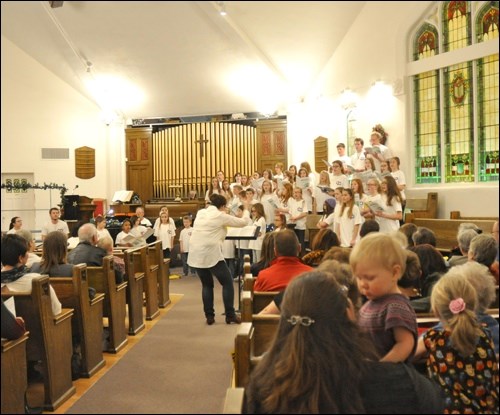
[{"left": 179, "top": 215, "right": 194, "bottom": 276}]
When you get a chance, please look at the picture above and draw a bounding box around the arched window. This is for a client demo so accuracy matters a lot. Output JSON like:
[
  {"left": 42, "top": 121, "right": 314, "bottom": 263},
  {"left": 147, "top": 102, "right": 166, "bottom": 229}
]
[{"left": 411, "top": 1, "right": 498, "bottom": 185}]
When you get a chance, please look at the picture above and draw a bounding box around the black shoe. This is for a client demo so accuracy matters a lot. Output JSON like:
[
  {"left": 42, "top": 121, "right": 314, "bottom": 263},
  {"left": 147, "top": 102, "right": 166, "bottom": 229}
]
[
  {"left": 206, "top": 316, "right": 215, "bottom": 325},
  {"left": 225, "top": 314, "right": 241, "bottom": 324}
]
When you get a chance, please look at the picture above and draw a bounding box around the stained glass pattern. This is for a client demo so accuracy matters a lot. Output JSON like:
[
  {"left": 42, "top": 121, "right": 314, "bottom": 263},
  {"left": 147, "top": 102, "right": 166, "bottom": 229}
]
[
  {"left": 414, "top": 70, "right": 440, "bottom": 184},
  {"left": 443, "top": 1, "right": 471, "bottom": 52},
  {"left": 412, "top": 1, "right": 499, "bottom": 185},
  {"left": 413, "top": 24, "right": 439, "bottom": 61},
  {"left": 444, "top": 62, "right": 474, "bottom": 183}
]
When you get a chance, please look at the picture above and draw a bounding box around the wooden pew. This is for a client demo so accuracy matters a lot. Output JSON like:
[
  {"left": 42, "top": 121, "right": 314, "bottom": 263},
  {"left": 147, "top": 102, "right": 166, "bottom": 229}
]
[
  {"left": 234, "top": 315, "right": 280, "bottom": 388},
  {"left": 417, "top": 308, "right": 499, "bottom": 331},
  {"left": 449, "top": 211, "right": 497, "bottom": 221},
  {"left": 147, "top": 240, "right": 171, "bottom": 308},
  {"left": 404, "top": 192, "right": 438, "bottom": 222},
  {"left": 410, "top": 218, "right": 496, "bottom": 252},
  {"left": 1, "top": 332, "right": 29, "bottom": 414},
  {"left": 50, "top": 264, "right": 106, "bottom": 378},
  {"left": 123, "top": 248, "right": 146, "bottom": 335},
  {"left": 87, "top": 256, "right": 129, "bottom": 353},
  {"left": 243, "top": 255, "right": 251, "bottom": 275},
  {"left": 242, "top": 274, "right": 255, "bottom": 291},
  {"left": 139, "top": 245, "right": 160, "bottom": 320},
  {"left": 223, "top": 387, "right": 244, "bottom": 414},
  {"left": 241, "top": 290, "right": 279, "bottom": 322},
  {"left": 1, "top": 276, "right": 76, "bottom": 411}
]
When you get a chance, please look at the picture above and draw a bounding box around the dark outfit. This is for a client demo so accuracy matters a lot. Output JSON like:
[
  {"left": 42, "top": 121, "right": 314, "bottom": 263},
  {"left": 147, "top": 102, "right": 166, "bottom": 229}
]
[
  {"left": 244, "top": 361, "right": 444, "bottom": 414},
  {"left": 67, "top": 241, "right": 106, "bottom": 266},
  {"left": 1, "top": 297, "right": 26, "bottom": 339}
]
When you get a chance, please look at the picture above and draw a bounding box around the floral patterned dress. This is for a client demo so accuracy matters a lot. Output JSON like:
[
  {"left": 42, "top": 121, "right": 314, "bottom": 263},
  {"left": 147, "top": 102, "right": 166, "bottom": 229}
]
[{"left": 423, "top": 328, "right": 499, "bottom": 414}]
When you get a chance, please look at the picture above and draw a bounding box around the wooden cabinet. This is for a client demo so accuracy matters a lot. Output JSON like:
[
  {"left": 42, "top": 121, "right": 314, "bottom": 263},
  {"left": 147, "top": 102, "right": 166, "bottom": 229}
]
[{"left": 256, "top": 119, "right": 287, "bottom": 173}]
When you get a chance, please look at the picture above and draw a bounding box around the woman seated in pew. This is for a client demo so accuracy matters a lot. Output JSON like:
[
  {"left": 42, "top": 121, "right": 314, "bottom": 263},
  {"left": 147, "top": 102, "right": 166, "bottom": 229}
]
[
  {"left": 1, "top": 234, "right": 62, "bottom": 316},
  {"left": 408, "top": 244, "right": 448, "bottom": 313},
  {"left": 97, "top": 236, "right": 125, "bottom": 284},
  {"left": 244, "top": 270, "right": 443, "bottom": 413},
  {"left": 31, "top": 231, "right": 97, "bottom": 298},
  {"left": 250, "top": 232, "right": 277, "bottom": 277},
  {"left": 301, "top": 228, "right": 340, "bottom": 267},
  {"left": 30, "top": 231, "right": 93, "bottom": 379},
  {"left": 15, "top": 229, "right": 41, "bottom": 269},
  {"left": 469, "top": 233, "right": 499, "bottom": 285}
]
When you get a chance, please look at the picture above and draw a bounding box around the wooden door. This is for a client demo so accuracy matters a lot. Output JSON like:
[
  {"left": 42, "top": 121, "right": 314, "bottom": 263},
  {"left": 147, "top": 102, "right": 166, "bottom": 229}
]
[
  {"left": 125, "top": 127, "right": 153, "bottom": 203},
  {"left": 256, "top": 119, "right": 287, "bottom": 173}
]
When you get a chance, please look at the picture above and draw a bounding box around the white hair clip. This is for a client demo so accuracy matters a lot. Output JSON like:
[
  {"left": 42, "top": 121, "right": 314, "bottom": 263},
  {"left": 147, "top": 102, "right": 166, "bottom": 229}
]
[{"left": 287, "top": 315, "right": 315, "bottom": 326}]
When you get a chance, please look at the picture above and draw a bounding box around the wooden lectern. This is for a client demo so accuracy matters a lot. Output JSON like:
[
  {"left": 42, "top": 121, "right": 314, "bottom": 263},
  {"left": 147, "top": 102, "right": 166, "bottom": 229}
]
[{"left": 62, "top": 195, "right": 96, "bottom": 222}]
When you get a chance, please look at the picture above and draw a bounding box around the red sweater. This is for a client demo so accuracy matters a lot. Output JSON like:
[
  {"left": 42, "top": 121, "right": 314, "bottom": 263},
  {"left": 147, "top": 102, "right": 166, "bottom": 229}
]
[{"left": 253, "top": 256, "right": 313, "bottom": 292}]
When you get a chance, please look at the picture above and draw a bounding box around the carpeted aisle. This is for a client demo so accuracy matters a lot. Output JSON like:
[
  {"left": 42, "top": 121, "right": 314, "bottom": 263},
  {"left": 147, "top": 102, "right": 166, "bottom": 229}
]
[{"left": 66, "top": 271, "right": 240, "bottom": 414}]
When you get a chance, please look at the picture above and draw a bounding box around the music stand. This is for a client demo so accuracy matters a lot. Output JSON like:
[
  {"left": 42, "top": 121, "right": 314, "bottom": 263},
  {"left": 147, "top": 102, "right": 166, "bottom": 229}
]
[{"left": 225, "top": 226, "right": 260, "bottom": 311}]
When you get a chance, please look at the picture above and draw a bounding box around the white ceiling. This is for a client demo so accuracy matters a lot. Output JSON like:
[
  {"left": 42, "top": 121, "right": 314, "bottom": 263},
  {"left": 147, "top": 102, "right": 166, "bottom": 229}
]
[{"left": 1, "top": 1, "right": 366, "bottom": 122}]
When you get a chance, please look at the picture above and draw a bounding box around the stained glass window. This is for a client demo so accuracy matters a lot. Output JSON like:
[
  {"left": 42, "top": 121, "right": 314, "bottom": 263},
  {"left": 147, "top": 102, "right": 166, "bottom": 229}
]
[
  {"left": 477, "top": 3, "right": 499, "bottom": 181},
  {"left": 412, "top": 1, "right": 499, "bottom": 185},
  {"left": 444, "top": 63, "right": 473, "bottom": 182},
  {"left": 413, "top": 24, "right": 440, "bottom": 183}
]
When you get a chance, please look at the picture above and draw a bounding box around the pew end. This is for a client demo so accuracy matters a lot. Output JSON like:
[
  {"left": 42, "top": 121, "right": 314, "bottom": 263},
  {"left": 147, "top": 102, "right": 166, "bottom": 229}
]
[
  {"left": 87, "top": 256, "right": 129, "bottom": 353},
  {"left": 49, "top": 264, "right": 106, "bottom": 378},
  {"left": 1, "top": 332, "right": 29, "bottom": 414},
  {"left": 404, "top": 192, "right": 438, "bottom": 222},
  {"left": 2, "top": 276, "right": 76, "bottom": 410}
]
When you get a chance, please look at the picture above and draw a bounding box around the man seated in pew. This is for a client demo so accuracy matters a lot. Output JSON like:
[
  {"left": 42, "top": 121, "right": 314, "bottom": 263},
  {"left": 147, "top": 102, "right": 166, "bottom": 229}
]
[
  {"left": 15, "top": 229, "right": 41, "bottom": 269},
  {"left": 244, "top": 270, "right": 443, "bottom": 413},
  {"left": 468, "top": 233, "right": 499, "bottom": 285},
  {"left": 448, "top": 228, "right": 480, "bottom": 267},
  {"left": 253, "top": 230, "right": 312, "bottom": 292},
  {"left": 97, "top": 235, "right": 125, "bottom": 284},
  {"left": 68, "top": 223, "right": 106, "bottom": 266}
]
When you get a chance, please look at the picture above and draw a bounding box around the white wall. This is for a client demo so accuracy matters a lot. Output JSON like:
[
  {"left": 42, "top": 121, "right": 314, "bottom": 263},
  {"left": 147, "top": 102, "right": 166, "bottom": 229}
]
[
  {"left": 286, "top": 1, "right": 498, "bottom": 219},
  {"left": 1, "top": 36, "right": 126, "bottom": 231}
]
